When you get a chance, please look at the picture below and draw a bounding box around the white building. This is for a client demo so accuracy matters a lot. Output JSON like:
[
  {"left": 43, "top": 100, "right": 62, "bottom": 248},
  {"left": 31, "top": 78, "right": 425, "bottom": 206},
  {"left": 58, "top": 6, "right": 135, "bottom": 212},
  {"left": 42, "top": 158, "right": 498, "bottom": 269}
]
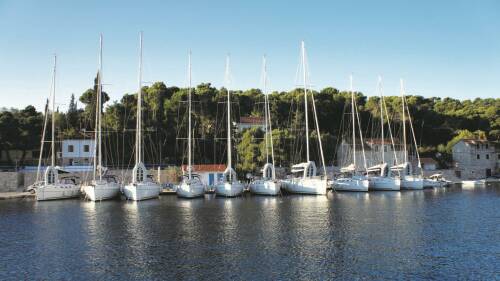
[
  {"left": 337, "top": 138, "right": 408, "bottom": 169},
  {"left": 237, "top": 116, "right": 265, "bottom": 131},
  {"left": 61, "top": 139, "right": 95, "bottom": 166},
  {"left": 181, "top": 164, "right": 226, "bottom": 186},
  {"left": 420, "top": 157, "right": 437, "bottom": 171},
  {"left": 452, "top": 139, "right": 498, "bottom": 179}
]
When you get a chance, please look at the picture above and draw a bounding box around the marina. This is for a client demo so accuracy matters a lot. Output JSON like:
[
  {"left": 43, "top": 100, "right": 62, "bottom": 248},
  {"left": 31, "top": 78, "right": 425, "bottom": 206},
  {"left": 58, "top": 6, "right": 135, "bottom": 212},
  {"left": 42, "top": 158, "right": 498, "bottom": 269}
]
[{"left": 0, "top": 1, "right": 499, "bottom": 279}]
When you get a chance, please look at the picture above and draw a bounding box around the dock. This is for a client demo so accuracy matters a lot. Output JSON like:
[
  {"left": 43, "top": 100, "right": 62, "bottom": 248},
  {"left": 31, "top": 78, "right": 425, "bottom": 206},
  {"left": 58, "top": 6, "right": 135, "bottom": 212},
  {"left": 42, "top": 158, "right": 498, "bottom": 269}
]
[{"left": 0, "top": 192, "right": 35, "bottom": 200}]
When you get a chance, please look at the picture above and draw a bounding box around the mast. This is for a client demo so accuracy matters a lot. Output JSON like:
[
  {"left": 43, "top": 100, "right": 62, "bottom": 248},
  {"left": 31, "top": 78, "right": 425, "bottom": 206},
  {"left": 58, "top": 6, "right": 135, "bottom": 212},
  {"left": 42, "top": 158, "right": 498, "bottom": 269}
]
[
  {"left": 403, "top": 82, "right": 423, "bottom": 176},
  {"left": 267, "top": 85, "right": 276, "bottom": 178},
  {"left": 98, "top": 34, "right": 103, "bottom": 180},
  {"left": 262, "top": 56, "right": 269, "bottom": 164},
  {"left": 51, "top": 55, "right": 56, "bottom": 167},
  {"left": 187, "top": 51, "right": 192, "bottom": 180},
  {"left": 354, "top": 88, "right": 368, "bottom": 172},
  {"left": 350, "top": 75, "right": 356, "bottom": 170},
  {"left": 378, "top": 76, "right": 385, "bottom": 164},
  {"left": 401, "top": 79, "right": 407, "bottom": 164},
  {"left": 382, "top": 93, "right": 400, "bottom": 168},
  {"left": 301, "top": 41, "right": 310, "bottom": 162},
  {"left": 36, "top": 99, "right": 49, "bottom": 181},
  {"left": 136, "top": 32, "right": 143, "bottom": 166},
  {"left": 93, "top": 34, "right": 103, "bottom": 181},
  {"left": 262, "top": 56, "right": 276, "bottom": 178},
  {"left": 225, "top": 55, "right": 232, "bottom": 182}
]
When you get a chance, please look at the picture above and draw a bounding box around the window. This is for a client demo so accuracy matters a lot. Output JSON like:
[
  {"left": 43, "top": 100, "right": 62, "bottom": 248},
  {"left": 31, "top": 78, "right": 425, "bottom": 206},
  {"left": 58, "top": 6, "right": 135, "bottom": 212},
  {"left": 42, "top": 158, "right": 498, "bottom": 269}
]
[
  {"left": 486, "top": 154, "right": 489, "bottom": 160},
  {"left": 384, "top": 146, "right": 388, "bottom": 152},
  {"left": 485, "top": 144, "right": 489, "bottom": 149},
  {"left": 477, "top": 154, "right": 480, "bottom": 159},
  {"left": 83, "top": 145, "right": 90, "bottom": 152},
  {"left": 136, "top": 166, "right": 144, "bottom": 182},
  {"left": 68, "top": 145, "right": 74, "bottom": 152},
  {"left": 31, "top": 151, "right": 40, "bottom": 158},
  {"left": 476, "top": 144, "right": 480, "bottom": 149}
]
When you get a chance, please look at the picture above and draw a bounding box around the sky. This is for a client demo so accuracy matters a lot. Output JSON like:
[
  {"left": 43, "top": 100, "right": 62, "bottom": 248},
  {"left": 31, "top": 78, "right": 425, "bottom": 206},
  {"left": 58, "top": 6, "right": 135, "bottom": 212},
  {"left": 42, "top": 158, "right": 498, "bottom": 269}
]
[{"left": 0, "top": 0, "right": 499, "bottom": 111}]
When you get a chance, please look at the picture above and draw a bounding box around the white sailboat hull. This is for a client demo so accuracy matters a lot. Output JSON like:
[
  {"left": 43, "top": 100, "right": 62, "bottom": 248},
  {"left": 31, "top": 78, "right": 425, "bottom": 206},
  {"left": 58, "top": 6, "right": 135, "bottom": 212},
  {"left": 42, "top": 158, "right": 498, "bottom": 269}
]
[
  {"left": 123, "top": 182, "right": 161, "bottom": 201},
  {"left": 282, "top": 177, "right": 327, "bottom": 195},
  {"left": 401, "top": 176, "right": 424, "bottom": 190},
  {"left": 249, "top": 180, "right": 281, "bottom": 195},
  {"left": 461, "top": 180, "right": 486, "bottom": 188},
  {"left": 332, "top": 177, "right": 369, "bottom": 192},
  {"left": 369, "top": 177, "right": 401, "bottom": 191},
  {"left": 36, "top": 184, "right": 81, "bottom": 201},
  {"left": 177, "top": 181, "right": 205, "bottom": 198},
  {"left": 215, "top": 182, "right": 244, "bottom": 197},
  {"left": 82, "top": 181, "right": 120, "bottom": 201},
  {"left": 423, "top": 179, "right": 450, "bottom": 188}
]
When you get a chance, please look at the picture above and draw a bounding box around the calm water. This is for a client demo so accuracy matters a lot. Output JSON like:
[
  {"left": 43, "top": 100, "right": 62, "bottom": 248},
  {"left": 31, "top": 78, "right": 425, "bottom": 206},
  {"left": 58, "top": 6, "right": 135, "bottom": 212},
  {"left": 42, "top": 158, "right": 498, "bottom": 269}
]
[{"left": 1, "top": 185, "right": 499, "bottom": 280}]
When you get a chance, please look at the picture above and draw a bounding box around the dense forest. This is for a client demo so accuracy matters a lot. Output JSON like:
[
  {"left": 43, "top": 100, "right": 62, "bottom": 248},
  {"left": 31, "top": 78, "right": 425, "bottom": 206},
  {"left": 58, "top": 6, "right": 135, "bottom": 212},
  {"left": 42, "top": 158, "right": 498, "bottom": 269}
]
[{"left": 0, "top": 77, "right": 498, "bottom": 175}]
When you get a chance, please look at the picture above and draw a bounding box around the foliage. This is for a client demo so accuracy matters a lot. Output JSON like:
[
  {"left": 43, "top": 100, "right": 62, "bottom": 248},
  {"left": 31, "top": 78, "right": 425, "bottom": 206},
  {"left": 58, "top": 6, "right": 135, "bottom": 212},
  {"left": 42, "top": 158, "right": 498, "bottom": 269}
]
[{"left": 1, "top": 79, "right": 498, "bottom": 176}]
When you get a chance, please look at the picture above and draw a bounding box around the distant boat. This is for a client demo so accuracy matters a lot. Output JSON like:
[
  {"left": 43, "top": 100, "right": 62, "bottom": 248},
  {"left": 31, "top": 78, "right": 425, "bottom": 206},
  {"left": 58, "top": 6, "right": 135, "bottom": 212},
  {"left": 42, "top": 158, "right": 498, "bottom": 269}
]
[
  {"left": 391, "top": 80, "right": 423, "bottom": 190},
  {"left": 122, "top": 32, "right": 161, "bottom": 201},
  {"left": 368, "top": 77, "right": 401, "bottom": 191},
  {"left": 282, "top": 41, "right": 327, "bottom": 195},
  {"left": 249, "top": 56, "right": 281, "bottom": 195},
  {"left": 82, "top": 34, "right": 120, "bottom": 201},
  {"left": 332, "top": 75, "right": 369, "bottom": 192},
  {"left": 176, "top": 52, "right": 205, "bottom": 198},
  {"left": 215, "top": 55, "right": 244, "bottom": 197},
  {"left": 461, "top": 180, "right": 486, "bottom": 189},
  {"left": 35, "top": 55, "right": 81, "bottom": 201},
  {"left": 423, "top": 173, "right": 451, "bottom": 188}
]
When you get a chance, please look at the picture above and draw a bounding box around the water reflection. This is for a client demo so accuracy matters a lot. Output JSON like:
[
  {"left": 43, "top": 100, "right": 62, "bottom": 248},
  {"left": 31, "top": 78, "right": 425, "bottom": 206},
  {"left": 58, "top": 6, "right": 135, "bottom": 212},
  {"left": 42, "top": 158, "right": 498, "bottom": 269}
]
[{"left": 1, "top": 185, "right": 499, "bottom": 280}]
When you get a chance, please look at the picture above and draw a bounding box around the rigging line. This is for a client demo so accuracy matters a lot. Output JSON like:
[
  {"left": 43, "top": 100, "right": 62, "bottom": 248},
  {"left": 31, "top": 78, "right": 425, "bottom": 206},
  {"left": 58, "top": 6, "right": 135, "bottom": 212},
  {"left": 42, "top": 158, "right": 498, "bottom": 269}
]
[
  {"left": 404, "top": 92, "right": 422, "bottom": 175},
  {"left": 382, "top": 94, "right": 400, "bottom": 173},
  {"left": 353, "top": 94, "right": 368, "bottom": 172}
]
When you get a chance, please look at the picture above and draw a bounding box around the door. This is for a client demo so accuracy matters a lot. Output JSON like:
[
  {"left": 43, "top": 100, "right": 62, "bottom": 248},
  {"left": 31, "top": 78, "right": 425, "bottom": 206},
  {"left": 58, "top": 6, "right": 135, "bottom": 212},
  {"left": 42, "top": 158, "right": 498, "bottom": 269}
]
[
  {"left": 208, "top": 173, "right": 214, "bottom": 185},
  {"left": 486, "top": 169, "right": 491, "bottom": 177}
]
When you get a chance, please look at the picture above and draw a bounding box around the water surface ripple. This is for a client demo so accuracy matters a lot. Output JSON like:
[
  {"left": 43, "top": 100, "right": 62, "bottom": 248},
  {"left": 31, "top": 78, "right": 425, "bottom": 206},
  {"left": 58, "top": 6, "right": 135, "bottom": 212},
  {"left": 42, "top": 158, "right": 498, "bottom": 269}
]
[{"left": 1, "top": 185, "right": 499, "bottom": 280}]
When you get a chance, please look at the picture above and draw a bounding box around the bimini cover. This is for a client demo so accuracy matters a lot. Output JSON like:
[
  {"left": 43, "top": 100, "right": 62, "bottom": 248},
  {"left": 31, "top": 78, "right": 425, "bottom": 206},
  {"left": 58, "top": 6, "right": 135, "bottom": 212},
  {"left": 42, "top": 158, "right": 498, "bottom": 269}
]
[
  {"left": 340, "top": 163, "right": 355, "bottom": 173},
  {"left": 292, "top": 161, "right": 317, "bottom": 178},
  {"left": 223, "top": 167, "right": 238, "bottom": 183},
  {"left": 132, "top": 162, "right": 149, "bottom": 183},
  {"left": 44, "top": 166, "right": 59, "bottom": 185},
  {"left": 390, "top": 162, "right": 412, "bottom": 176},
  {"left": 54, "top": 166, "right": 71, "bottom": 174},
  {"left": 367, "top": 163, "right": 389, "bottom": 177},
  {"left": 261, "top": 163, "right": 275, "bottom": 179}
]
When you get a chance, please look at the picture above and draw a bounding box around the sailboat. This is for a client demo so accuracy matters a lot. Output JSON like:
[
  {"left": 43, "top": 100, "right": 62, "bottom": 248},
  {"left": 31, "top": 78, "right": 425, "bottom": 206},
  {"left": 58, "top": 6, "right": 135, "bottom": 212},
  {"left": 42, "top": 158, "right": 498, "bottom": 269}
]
[
  {"left": 249, "top": 56, "right": 281, "bottom": 195},
  {"left": 391, "top": 79, "right": 423, "bottom": 190},
  {"left": 122, "top": 32, "right": 162, "bottom": 200},
  {"left": 282, "top": 41, "right": 327, "bottom": 195},
  {"left": 333, "top": 75, "right": 369, "bottom": 192},
  {"left": 176, "top": 51, "right": 205, "bottom": 198},
  {"left": 215, "top": 55, "right": 245, "bottom": 197},
  {"left": 35, "top": 55, "right": 81, "bottom": 201},
  {"left": 367, "top": 77, "right": 401, "bottom": 191},
  {"left": 82, "top": 34, "right": 121, "bottom": 201}
]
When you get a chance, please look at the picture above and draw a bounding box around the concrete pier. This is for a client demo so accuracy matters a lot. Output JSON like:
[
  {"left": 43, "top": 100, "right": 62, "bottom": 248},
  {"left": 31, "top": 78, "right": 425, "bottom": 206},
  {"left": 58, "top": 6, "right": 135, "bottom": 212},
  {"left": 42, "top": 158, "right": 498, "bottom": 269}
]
[{"left": 0, "top": 192, "right": 34, "bottom": 200}]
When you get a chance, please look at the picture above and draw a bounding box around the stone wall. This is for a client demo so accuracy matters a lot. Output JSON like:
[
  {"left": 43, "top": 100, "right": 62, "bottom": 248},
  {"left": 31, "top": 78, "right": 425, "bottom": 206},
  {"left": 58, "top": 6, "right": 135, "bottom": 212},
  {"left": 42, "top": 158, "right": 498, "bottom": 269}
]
[{"left": 0, "top": 172, "right": 23, "bottom": 192}]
